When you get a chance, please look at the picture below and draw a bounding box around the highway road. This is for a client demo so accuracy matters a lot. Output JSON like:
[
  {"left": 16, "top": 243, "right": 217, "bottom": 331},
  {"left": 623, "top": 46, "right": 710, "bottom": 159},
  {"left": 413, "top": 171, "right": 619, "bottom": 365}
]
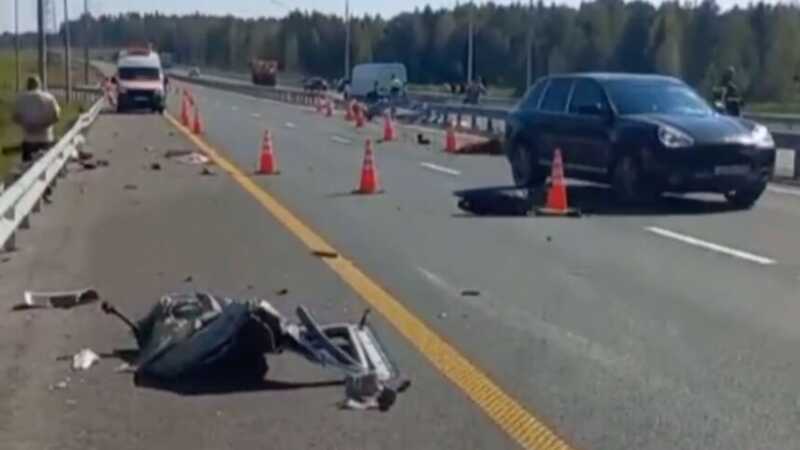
[
  {"left": 168, "top": 81, "right": 800, "bottom": 450},
  {"left": 4, "top": 77, "right": 800, "bottom": 450}
]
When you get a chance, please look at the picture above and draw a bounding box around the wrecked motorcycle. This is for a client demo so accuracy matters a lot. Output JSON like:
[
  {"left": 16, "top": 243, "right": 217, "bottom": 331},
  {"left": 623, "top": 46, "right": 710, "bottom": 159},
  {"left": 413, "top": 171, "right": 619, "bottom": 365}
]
[{"left": 102, "top": 292, "right": 409, "bottom": 410}]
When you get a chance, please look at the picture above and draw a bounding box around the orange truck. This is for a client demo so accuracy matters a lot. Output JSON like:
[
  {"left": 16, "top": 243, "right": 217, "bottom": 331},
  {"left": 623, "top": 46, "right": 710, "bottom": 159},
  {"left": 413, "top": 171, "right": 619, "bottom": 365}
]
[{"left": 250, "top": 59, "right": 278, "bottom": 86}]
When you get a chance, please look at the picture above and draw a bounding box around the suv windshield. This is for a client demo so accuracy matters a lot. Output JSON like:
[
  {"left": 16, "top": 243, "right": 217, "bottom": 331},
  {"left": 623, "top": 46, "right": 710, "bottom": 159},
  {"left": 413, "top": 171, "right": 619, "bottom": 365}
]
[
  {"left": 118, "top": 67, "right": 160, "bottom": 81},
  {"left": 606, "top": 80, "right": 712, "bottom": 116}
]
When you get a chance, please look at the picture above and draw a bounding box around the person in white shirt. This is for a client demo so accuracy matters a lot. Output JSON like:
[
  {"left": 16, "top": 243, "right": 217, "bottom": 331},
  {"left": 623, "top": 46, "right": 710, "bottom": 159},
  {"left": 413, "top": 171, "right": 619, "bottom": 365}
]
[{"left": 12, "top": 75, "right": 61, "bottom": 163}]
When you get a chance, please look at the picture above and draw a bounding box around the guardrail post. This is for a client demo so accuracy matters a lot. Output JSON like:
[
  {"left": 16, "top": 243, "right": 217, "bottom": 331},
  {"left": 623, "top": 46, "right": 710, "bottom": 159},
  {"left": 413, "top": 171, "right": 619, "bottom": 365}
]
[
  {"left": 487, "top": 118, "right": 495, "bottom": 134},
  {"left": 3, "top": 208, "right": 16, "bottom": 252},
  {"left": 471, "top": 114, "right": 477, "bottom": 131},
  {"left": 456, "top": 113, "right": 462, "bottom": 129}
]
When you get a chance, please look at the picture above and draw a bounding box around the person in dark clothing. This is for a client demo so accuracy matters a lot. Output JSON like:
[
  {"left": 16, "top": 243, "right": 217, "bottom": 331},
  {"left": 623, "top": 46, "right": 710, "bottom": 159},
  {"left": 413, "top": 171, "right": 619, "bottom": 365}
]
[{"left": 717, "top": 66, "right": 742, "bottom": 116}]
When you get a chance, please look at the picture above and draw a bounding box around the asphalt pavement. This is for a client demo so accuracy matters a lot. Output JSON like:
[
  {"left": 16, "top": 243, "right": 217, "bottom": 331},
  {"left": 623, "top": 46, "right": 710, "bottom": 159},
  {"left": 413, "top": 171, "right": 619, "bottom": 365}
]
[
  {"left": 166, "top": 79, "right": 800, "bottom": 450},
  {"left": 0, "top": 113, "right": 512, "bottom": 450}
]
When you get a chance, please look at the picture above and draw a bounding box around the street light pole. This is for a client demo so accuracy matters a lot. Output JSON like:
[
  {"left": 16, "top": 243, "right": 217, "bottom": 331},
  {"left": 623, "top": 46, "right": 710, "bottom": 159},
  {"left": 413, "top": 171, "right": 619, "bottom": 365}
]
[
  {"left": 525, "top": 0, "right": 533, "bottom": 89},
  {"left": 344, "top": 0, "right": 351, "bottom": 80},
  {"left": 64, "top": 0, "right": 72, "bottom": 102},
  {"left": 38, "top": 0, "right": 48, "bottom": 89},
  {"left": 84, "top": 0, "right": 90, "bottom": 84},
  {"left": 467, "top": 4, "right": 473, "bottom": 84},
  {"left": 14, "top": 0, "right": 20, "bottom": 91}
]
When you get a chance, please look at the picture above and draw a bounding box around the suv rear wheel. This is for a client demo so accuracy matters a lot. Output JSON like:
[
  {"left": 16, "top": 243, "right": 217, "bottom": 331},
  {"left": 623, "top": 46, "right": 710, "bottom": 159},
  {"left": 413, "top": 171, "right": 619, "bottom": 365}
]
[
  {"left": 612, "top": 155, "right": 659, "bottom": 204},
  {"left": 509, "top": 141, "right": 546, "bottom": 188}
]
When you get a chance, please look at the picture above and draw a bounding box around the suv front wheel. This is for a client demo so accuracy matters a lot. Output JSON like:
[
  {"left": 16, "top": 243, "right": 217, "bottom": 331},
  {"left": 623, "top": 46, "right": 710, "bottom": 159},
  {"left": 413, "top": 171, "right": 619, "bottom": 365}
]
[
  {"left": 611, "top": 154, "right": 660, "bottom": 204},
  {"left": 509, "top": 141, "right": 546, "bottom": 188}
]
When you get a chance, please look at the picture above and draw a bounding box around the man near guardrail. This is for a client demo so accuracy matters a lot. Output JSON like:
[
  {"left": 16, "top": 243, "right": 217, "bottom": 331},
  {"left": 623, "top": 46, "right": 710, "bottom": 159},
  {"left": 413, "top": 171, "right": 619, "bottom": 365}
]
[{"left": 11, "top": 76, "right": 61, "bottom": 163}]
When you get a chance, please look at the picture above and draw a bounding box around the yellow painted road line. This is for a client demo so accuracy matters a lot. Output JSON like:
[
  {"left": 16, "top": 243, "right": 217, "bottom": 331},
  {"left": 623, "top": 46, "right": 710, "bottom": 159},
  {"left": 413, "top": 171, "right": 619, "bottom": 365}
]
[{"left": 165, "top": 113, "right": 575, "bottom": 450}]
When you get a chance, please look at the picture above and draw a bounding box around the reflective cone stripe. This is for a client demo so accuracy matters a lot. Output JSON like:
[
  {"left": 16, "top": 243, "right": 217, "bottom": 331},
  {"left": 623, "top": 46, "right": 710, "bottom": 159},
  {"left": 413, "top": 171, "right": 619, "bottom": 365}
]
[
  {"left": 544, "top": 149, "right": 568, "bottom": 212},
  {"left": 358, "top": 140, "right": 380, "bottom": 194},
  {"left": 258, "top": 130, "right": 278, "bottom": 175}
]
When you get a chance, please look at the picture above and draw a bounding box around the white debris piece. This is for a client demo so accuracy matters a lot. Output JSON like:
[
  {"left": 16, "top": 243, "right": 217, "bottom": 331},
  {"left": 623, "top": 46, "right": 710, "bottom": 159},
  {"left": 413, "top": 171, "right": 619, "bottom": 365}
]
[
  {"left": 173, "top": 152, "right": 210, "bottom": 165},
  {"left": 71, "top": 348, "right": 100, "bottom": 371}
]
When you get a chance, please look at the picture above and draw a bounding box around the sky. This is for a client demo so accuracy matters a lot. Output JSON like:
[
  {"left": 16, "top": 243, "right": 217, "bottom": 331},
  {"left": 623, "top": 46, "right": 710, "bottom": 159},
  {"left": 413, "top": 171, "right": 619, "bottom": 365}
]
[{"left": 0, "top": 0, "right": 782, "bottom": 33}]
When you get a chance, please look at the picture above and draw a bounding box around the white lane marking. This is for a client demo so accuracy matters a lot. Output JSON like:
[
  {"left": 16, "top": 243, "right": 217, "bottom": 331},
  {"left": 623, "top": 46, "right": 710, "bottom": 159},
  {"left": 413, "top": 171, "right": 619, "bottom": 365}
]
[
  {"left": 251, "top": 112, "right": 261, "bottom": 118},
  {"left": 331, "top": 136, "right": 352, "bottom": 145},
  {"left": 285, "top": 122, "right": 296, "bottom": 129},
  {"left": 646, "top": 226, "right": 776, "bottom": 265},
  {"left": 420, "top": 162, "right": 461, "bottom": 176},
  {"left": 767, "top": 184, "right": 800, "bottom": 197},
  {"left": 417, "top": 267, "right": 456, "bottom": 294}
]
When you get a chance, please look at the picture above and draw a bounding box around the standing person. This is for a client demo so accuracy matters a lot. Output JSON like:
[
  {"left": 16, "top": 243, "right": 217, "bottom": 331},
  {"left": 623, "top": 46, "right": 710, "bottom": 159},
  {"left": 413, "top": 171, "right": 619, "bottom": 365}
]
[
  {"left": 464, "top": 76, "right": 488, "bottom": 105},
  {"left": 716, "top": 66, "right": 742, "bottom": 116},
  {"left": 390, "top": 74, "right": 404, "bottom": 99},
  {"left": 12, "top": 75, "right": 61, "bottom": 163}
]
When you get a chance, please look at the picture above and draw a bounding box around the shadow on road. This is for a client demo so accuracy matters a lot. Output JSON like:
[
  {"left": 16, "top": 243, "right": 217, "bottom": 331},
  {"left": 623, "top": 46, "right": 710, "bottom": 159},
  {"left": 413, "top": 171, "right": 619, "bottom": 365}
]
[
  {"left": 454, "top": 185, "right": 739, "bottom": 217},
  {"left": 136, "top": 369, "right": 344, "bottom": 396}
]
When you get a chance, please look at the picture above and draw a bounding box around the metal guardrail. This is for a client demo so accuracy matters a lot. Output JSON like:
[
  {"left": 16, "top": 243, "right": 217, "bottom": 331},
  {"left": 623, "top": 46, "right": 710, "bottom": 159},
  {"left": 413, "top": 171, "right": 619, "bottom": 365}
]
[
  {"left": 170, "top": 72, "right": 326, "bottom": 108},
  {"left": 0, "top": 95, "right": 106, "bottom": 252}
]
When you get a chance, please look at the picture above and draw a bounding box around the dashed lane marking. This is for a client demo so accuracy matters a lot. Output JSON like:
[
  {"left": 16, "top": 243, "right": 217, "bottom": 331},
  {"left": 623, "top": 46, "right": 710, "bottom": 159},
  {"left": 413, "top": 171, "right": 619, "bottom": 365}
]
[
  {"left": 331, "top": 136, "right": 352, "bottom": 145},
  {"left": 165, "top": 112, "right": 576, "bottom": 450},
  {"left": 420, "top": 162, "right": 461, "bottom": 176},
  {"left": 767, "top": 184, "right": 800, "bottom": 197},
  {"left": 646, "top": 226, "right": 776, "bottom": 265}
]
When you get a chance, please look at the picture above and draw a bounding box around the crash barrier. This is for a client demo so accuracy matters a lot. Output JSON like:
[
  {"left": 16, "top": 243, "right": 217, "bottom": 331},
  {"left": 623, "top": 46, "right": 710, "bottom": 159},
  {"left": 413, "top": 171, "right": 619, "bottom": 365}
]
[
  {"left": 49, "top": 84, "right": 104, "bottom": 106},
  {"left": 170, "top": 72, "right": 800, "bottom": 178},
  {"left": 0, "top": 94, "right": 105, "bottom": 252}
]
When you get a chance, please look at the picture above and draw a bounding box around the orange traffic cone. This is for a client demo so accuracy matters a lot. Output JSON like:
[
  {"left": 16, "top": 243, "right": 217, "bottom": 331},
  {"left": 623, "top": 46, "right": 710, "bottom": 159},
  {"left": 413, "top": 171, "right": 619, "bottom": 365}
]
[
  {"left": 355, "top": 104, "right": 365, "bottom": 128},
  {"left": 192, "top": 104, "right": 204, "bottom": 135},
  {"left": 180, "top": 96, "right": 190, "bottom": 127},
  {"left": 257, "top": 130, "right": 279, "bottom": 175},
  {"left": 536, "top": 149, "right": 580, "bottom": 217},
  {"left": 345, "top": 101, "right": 354, "bottom": 121},
  {"left": 355, "top": 139, "right": 381, "bottom": 194},
  {"left": 445, "top": 120, "right": 457, "bottom": 153},
  {"left": 383, "top": 112, "right": 396, "bottom": 141}
]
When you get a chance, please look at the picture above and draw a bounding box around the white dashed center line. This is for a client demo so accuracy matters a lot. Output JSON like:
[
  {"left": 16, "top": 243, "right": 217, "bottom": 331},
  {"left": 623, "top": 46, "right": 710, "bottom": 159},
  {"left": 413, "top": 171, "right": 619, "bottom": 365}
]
[
  {"left": 331, "top": 136, "right": 352, "bottom": 145},
  {"left": 420, "top": 162, "right": 461, "bottom": 176},
  {"left": 767, "top": 184, "right": 800, "bottom": 197},
  {"left": 646, "top": 226, "right": 776, "bottom": 265}
]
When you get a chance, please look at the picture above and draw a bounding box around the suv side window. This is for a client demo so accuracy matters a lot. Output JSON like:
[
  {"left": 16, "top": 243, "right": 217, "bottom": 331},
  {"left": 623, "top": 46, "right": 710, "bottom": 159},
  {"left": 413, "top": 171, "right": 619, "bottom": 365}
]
[
  {"left": 520, "top": 79, "right": 548, "bottom": 110},
  {"left": 568, "top": 79, "right": 609, "bottom": 115},
  {"left": 540, "top": 78, "right": 573, "bottom": 113}
]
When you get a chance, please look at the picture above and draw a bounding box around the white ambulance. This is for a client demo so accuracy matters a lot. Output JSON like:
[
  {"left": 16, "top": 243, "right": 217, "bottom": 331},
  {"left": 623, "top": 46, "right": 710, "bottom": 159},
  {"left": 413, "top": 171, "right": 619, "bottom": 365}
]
[{"left": 113, "top": 47, "right": 168, "bottom": 113}]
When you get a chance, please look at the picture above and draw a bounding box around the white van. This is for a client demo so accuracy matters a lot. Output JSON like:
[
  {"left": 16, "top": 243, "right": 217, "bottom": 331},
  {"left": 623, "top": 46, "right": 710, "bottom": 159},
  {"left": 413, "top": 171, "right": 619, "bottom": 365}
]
[
  {"left": 349, "top": 63, "right": 407, "bottom": 99},
  {"left": 114, "top": 48, "right": 167, "bottom": 113}
]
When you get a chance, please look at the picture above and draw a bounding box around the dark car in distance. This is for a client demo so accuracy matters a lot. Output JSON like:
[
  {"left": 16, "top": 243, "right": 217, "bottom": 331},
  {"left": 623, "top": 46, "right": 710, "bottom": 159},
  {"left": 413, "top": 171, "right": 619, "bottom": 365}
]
[
  {"left": 303, "top": 77, "right": 329, "bottom": 92},
  {"left": 505, "top": 73, "right": 776, "bottom": 208}
]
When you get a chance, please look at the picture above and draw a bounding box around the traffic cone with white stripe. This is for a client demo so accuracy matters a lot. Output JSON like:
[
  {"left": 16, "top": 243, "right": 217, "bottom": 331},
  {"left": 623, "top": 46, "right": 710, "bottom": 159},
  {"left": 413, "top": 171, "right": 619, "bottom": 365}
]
[
  {"left": 180, "top": 95, "right": 190, "bottom": 127},
  {"left": 536, "top": 149, "right": 580, "bottom": 217},
  {"left": 192, "top": 103, "right": 204, "bottom": 135},
  {"left": 355, "top": 139, "right": 381, "bottom": 194},
  {"left": 355, "top": 103, "right": 366, "bottom": 128},
  {"left": 345, "top": 100, "right": 355, "bottom": 121},
  {"left": 257, "top": 130, "right": 279, "bottom": 175},
  {"left": 445, "top": 120, "right": 457, "bottom": 153},
  {"left": 383, "top": 112, "right": 396, "bottom": 141}
]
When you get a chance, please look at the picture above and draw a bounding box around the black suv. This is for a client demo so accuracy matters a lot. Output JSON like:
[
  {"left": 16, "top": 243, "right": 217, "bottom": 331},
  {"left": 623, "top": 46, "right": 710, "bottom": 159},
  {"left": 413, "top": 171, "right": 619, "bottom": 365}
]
[{"left": 505, "top": 73, "right": 776, "bottom": 208}]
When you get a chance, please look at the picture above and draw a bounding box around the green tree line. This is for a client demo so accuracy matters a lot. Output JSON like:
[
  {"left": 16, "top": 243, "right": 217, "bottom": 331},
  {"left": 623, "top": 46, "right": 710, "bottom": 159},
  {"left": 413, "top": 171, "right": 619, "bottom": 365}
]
[{"left": 5, "top": 0, "right": 799, "bottom": 101}]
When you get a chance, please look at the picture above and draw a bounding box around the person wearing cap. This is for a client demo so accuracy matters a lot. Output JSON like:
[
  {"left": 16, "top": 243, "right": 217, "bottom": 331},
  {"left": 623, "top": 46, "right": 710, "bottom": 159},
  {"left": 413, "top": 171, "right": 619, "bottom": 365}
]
[{"left": 12, "top": 75, "right": 61, "bottom": 163}]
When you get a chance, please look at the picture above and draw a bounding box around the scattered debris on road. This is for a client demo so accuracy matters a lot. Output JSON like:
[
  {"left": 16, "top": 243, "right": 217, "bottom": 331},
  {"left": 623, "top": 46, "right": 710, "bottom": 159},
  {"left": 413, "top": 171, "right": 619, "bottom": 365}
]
[
  {"left": 150, "top": 163, "right": 162, "bottom": 171},
  {"left": 72, "top": 348, "right": 100, "bottom": 371},
  {"left": 49, "top": 377, "right": 70, "bottom": 391},
  {"left": 124, "top": 184, "right": 138, "bottom": 190},
  {"left": 171, "top": 152, "right": 210, "bottom": 165},
  {"left": 13, "top": 288, "right": 99, "bottom": 311},
  {"left": 144, "top": 145, "right": 154, "bottom": 153},
  {"left": 183, "top": 275, "right": 193, "bottom": 283},
  {"left": 417, "top": 133, "right": 430, "bottom": 145},
  {"left": 200, "top": 167, "right": 215, "bottom": 176},
  {"left": 275, "top": 288, "right": 289, "bottom": 296},
  {"left": 312, "top": 250, "right": 339, "bottom": 259},
  {"left": 285, "top": 122, "right": 296, "bottom": 129},
  {"left": 438, "top": 312, "right": 448, "bottom": 319},
  {"left": 461, "top": 290, "right": 481, "bottom": 297},
  {"left": 102, "top": 292, "right": 409, "bottom": 410}
]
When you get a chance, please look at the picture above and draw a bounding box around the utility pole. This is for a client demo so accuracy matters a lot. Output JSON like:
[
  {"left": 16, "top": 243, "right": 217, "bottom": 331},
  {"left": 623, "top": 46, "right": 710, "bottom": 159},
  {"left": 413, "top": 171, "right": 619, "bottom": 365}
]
[
  {"left": 84, "top": 0, "right": 90, "bottom": 84},
  {"left": 14, "top": 0, "right": 20, "bottom": 91},
  {"left": 525, "top": 0, "right": 533, "bottom": 89},
  {"left": 64, "top": 0, "right": 72, "bottom": 102},
  {"left": 467, "top": 4, "right": 474, "bottom": 84},
  {"left": 344, "top": 0, "right": 351, "bottom": 80},
  {"left": 38, "top": 0, "right": 48, "bottom": 89}
]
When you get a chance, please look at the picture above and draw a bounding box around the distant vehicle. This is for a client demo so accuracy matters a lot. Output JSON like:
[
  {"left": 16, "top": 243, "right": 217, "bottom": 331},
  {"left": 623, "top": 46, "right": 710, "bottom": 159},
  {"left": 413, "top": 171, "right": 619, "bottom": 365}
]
[
  {"left": 188, "top": 67, "right": 201, "bottom": 78},
  {"left": 349, "top": 63, "right": 407, "bottom": 99},
  {"left": 505, "top": 73, "right": 776, "bottom": 208},
  {"left": 303, "top": 77, "right": 328, "bottom": 92},
  {"left": 250, "top": 59, "right": 278, "bottom": 86},
  {"left": 113, "top": 47, "right": 167, "bottom": 114}
]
